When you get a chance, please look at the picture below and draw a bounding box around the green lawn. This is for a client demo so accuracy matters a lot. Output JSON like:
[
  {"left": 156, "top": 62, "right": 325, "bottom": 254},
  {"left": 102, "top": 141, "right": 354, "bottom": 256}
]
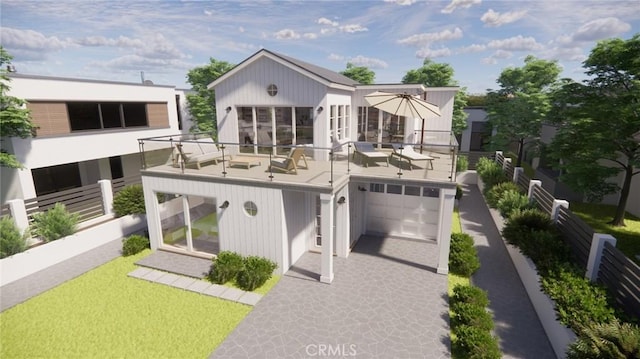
[
  {"left": 0, "top": 250, "right": 276, "bottom": 358},
  {"left": 569, "top": 202, "right": 640, "bottom": 264}
]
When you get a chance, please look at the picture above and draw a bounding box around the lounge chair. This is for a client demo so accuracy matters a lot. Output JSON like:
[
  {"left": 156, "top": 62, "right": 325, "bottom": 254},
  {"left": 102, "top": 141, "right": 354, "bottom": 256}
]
[
  {"left": 353, "top": 142, "right": 389, "bottom": 167},
  {"left": 269, "top": 147, "right": 309, "bottom": 174},
  {"left": 175, "top": 140, "right": 226, "bottom": 169},
  {"left": 390, "top": 143, "right": 434, "bottom": 170},
  {"left": 331, "top": 137, "right": 351, "bottom": 160}
]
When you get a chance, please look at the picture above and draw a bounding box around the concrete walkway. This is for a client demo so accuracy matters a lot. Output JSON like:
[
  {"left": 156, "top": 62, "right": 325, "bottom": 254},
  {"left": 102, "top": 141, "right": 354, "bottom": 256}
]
[
  {"left": 211, "top": 236, "right": 450, "bottom": 359},
  {"left": 458, "top": 174, "right": 556, "bottom": 358}
]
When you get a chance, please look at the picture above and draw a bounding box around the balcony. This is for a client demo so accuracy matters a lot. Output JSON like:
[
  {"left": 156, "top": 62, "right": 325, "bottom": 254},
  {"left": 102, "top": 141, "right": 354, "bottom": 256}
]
[{"left": 138, "top": 132, "right": 459, "bottom": 190}]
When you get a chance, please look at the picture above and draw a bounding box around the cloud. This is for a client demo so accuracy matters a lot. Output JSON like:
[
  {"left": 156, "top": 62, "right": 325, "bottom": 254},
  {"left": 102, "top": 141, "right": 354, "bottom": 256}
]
[
  {"left": 303, "top": 33, "right": 318, "bottom": 39},
  {"left": 458, "top": 44, "right": 486, "bottom": 53},
  {"left": 481, "top": 49, "right": 513, "bottom": 65},
  {"left": 398, "top": 28, "right": 463, "bottom": 47},
  {"left": 317, "top": 17, "right": 338, "bottom": 27},
  {"left": 317, "top": 17, "right": 367, "bottom": 34},
  {"left": 416, "top": 47, "right": 452, "bottom": 58},
  {"left": 203, "top": 9, "right": 214, "bottom": 16},
  {"left": 441, "top": 0, "right": 481, "bottom": 14},
  {"left": 383, "top": 0, "right": 417, "bottom": 5},
  {"left": 76, "top": 33, "right": 186, "bottom": 60},
  {"left": 340, "top": 24, "right": 368, "bottom": 33},
  {"left": 348, "top": 55, "right": 388, "bottom": 69},
  {"left": 571, "top": 17, "right": 631, "bottom": 42},
  {"left": 75, "top": 35, "right": 143, "bottom": 48},
  {"left": 274, "top": 29, "right": 301, "bottom": 40},
  {"left": 1, "top": 27, "right": 72, "bottom": 51},
  {"left": 487, "top": 35, "right": 542, "bottom": 51},
  {"left": 89, "top": 54, "right": 192, "bottom": 72},
  {"left": 481, "top": 9, "right": 527, "bottom": 27},
  {"left": 328, "top": 53, "right": 344, "bottom": 61}
]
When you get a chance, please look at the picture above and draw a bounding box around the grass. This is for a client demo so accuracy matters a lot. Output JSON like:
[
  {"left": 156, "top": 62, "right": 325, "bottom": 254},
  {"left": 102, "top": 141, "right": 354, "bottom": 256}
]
[
  {"left": 0, "top": 250, "right": 259, "bottom": 358},
  {"left": 569, "top": 202, "right": 640, "bottom": 264}
]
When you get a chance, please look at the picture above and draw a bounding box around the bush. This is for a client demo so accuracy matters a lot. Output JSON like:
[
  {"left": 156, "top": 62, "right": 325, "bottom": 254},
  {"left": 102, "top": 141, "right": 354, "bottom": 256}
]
[
  {"left": 236, "top": 256, "right": 277, "bottom": 291},
  {"left": 451, "top": 284, "right": 489, "bottom": 308},
  {"left": 449, "top": 233, "right": 480, "bottom": 277},
  {"left": 475, "top": 157, "right": 495, "bottom": 175},
  {"left": 456, "top": 184, "right": 463, "bottom": 201},
  {"left": 122, "top": 235, "right": 150, "bottom": 256},
  {"left": 567, "top": 320, "right": 640, "bottom": 359},
  {"left": 541, "top": 267, "right": 616, "bottom": 329},
  {"left": 113, "top": 185, "right": 146, "bottom": 217},
  {"left": 496, "top": 190, "right": 533, "bottom": 218},
  {"left": 454, "top": 325, "right": 501, "bottom": 359},
  {"left": 31, "top": 203, "right": 78, "bottom": 242},
  {"left": 0, "top": 217, "right": 27, "bottom": 258},
  {"left": 484, "top": 181, "right": 519, "bottom": 208},
  {"left": 452, "top": 302, "right": 494, "bottom": 331},
  {"left": 456, "top": 155, "right": 469, "bottom": 172},
  {"left": 208, "top": 251, "right": 245, "bottom": 284}
]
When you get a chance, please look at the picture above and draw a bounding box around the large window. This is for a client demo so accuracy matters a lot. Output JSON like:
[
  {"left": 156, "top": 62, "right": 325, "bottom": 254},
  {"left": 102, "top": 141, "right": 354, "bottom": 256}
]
[
  {"left": 295, "top": 107, "right": 313, "bottom": 144},
  {"left": 32, "top": 163, "right": 82, "bottom": 196},
  {"left": 238, "top": 106, "right": 314, "bottom": 155},
  {"left": 67, "top": 102, "right": 148, "bottom": 131}
]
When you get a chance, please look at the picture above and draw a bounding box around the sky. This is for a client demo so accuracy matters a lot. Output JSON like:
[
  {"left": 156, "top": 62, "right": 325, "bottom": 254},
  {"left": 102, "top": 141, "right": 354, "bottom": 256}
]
[{"left": 1, "top": 0, "right": 638, "bottom": 94}]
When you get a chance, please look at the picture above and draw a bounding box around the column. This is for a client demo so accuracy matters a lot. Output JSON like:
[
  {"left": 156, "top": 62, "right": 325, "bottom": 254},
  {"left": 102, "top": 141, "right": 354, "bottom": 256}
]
[
  {"left": 320, "top": 193, "right": 334, "bottom": 283},
  {"left": 98, "top": 179, "right": 114, "bottom": 215},
  {"left": 585, "top": 233, "right": 617, "bottom": 282},
  {"left": 437, "top": 187, "right": 456, "bottom": 274}
]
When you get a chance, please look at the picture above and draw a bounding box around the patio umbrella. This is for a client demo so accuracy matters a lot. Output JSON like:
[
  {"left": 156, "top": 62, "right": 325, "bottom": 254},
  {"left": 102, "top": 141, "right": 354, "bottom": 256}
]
[{"left": 364, "top": 91, "right": 441, "bottom": 150}]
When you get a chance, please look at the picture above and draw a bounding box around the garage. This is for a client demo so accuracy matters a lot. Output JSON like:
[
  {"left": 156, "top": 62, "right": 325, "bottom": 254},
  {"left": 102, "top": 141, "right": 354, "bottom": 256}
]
[{"left": 366, "top": 182, "right": 440, "bottom": 240}]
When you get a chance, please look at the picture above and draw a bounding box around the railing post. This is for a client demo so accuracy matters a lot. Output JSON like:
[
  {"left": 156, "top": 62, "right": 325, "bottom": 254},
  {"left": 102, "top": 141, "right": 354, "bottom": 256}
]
[
  {"left": 495, "top": 150, "right": 503, "bottom": 164},
  {"left": 513, "top": 167, "right": 523, "bottom": 184},
  {"left": 550, "top": 199, "right": 569, "bottom": 223},
  {"left": 98, "top": 179, "right": 114, "bottom": 215},
  {"left": 7, "top": 199, "right": 30, "bottom": 236},
  {"left": 528, "top": 180, "right": 542, "bottom": 200},
  {"left": 585, "top": 233, "right": 617, "bottom": 282}
]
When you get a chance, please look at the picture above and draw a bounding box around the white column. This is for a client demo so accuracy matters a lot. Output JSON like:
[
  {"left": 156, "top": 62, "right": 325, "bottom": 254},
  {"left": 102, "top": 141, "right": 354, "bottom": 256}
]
[
  {"left": 7, "top": 199, "right": 30, "bottom": 236},
  {"left": 528, "top": 180, "right": 542, "bottom": 200},
  {"left": 503, "top": 157, "right": 512, "bottom": 171},
  {"left": 585, "top": 233, "right": 617, "bottom": 282},
  {"left": 436, "top": 187, "right": 456, "bottom": 274},
  {"left": 98, "top": 179, "right": 114, "bottom": 215},
  {"left": 320, "top": 193, "right": 334, "bottom": 284},
  {"left": 513, "top": 167, "right": 524, "bottom": 183},
  {"left": 335, "top": 192, "right": 349, "bottom": 259},
  {"left": 182, "top": 196, "right": 193, "bottom": 252},
  {"left": 551, "top": 199, "right": 569, "bottom": 223},
  {"left": 142, "top": 180, "right": 161, "bottom": 250}
]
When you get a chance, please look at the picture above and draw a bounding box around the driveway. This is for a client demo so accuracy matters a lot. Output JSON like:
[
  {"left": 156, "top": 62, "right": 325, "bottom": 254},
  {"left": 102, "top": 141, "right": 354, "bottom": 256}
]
[{"left": 211, "top": 235, "right": 450, "bottom": 358}]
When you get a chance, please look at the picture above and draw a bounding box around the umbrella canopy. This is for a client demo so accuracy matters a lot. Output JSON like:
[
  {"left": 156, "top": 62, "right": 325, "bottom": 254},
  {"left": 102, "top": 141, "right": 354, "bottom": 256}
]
[{"left": 364, "top": 91, "right": 441, "bottom": 119}]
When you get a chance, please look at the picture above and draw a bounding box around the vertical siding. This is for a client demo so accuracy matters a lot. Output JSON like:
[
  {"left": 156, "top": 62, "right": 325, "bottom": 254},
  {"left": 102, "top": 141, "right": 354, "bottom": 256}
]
[
  {"left": 425, "top": 90, "right": 456, "bottom": 132},
  {"left": 27, "top": 102, "right": 70, "bottom": 136},
  {"left": 147, "top": 103, "right": 169, "bottom": 128},
  {"left": 282, "top": 190, "right": 313, "bottom": 269}
]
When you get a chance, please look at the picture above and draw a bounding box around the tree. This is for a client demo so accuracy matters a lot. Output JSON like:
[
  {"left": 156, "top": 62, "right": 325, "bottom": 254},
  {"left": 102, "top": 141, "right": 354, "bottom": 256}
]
[
  {"left": 402, "top": 59, "right": 468, "bottom": 135},
  {"left": 0, "top": 47, "right": 36, "bottom": 168},
  {"left": 485, "top": 55, "right": 561, "bottom": 167},
  {"left": 185, "top": 58, "right": 234, "bottom": 137},
  {"left": 340, "top": 62, "right": 374, "bottom": 84},
  {"left": 548, "top": 34, "right": 640, "bottom": 226}
]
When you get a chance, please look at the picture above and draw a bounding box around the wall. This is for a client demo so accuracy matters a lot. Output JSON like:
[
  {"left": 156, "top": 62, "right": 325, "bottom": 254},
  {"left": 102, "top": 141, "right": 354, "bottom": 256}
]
[
  {"left": 460, "top": 107, "right": 488, "bottom": 152},
  {"left": 282, "top": 190, "right": 314, "bottom": 270}
]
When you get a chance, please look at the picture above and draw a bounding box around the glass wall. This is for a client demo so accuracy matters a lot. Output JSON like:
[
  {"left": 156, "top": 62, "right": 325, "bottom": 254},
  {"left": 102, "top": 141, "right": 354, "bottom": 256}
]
[
  {"left": 238, "top": 106, "right": 315, "bottom": 155},
  {"left": 158, "top": 194, "right": 218, "bottom": 255}
]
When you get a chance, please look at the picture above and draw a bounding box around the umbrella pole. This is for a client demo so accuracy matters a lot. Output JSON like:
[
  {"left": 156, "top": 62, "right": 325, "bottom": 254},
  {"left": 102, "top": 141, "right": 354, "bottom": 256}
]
[{"left": 419, "top": 118, "right": 425, "bottom": 154}]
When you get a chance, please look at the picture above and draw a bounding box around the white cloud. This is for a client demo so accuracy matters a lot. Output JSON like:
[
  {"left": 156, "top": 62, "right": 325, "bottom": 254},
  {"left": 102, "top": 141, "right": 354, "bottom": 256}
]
[
  {"left": 543, "top": 46, "right": 586, "bottom": 62},
  {"left": 348, "top": 55, "right": 388, "bottom": 69},
  {"left": 89, "top": 54, "right": 192, "bottom": 72},
  {"left": 238, "top": 26, "right": 245, "bottom": 33},
  {"left": 487, "top": 35, "right": 542, "bottom": 51},
  {"left": 203, "top": 9, "right": 213, "bottom": 16},
  {"left": 416, "top": 47, "right": 452, "bottom": 58},
  {"left": 571, "top": 17, "right": 631, "bottom": 42},
  {"left": 481, "top": 49, "right": 513, "bottom": 65},
  {"left": 328, "top": 53, "right": 344, "bottom": 61},
  {"left": 274, "top": 29, "right": 301, "bottom": 40},
  {"left": 481, "top": 9, "right": 527, "bottom": 27},
  {"left": 1, "top": 27, "right": 71, "bottom": 51},
  {"left": 340, "top": 24, "right": 368, "bottom": 33},
  {"left": 398, "top": 27, "right": 463, "bottom": 47},
  {"left": 76, "top": 35, "right": 143, "bottom": 48},
  {"left": 320, "top": 28, "right": 337, "bottom": 35},
  {"left": 384, "top": 0, "right": 417, "bottom": 5},
  {"left": 458, "top": 44, "right": 486, "bottom": 53},
  {"left": 441, "top": 0, "right": 481, "bottom": 14},
  {"left": 317, "top": 17, "right": 338, "bottom": 27},
  {"left": 303, "top": 33, "right": 318, "bottom": 39}
]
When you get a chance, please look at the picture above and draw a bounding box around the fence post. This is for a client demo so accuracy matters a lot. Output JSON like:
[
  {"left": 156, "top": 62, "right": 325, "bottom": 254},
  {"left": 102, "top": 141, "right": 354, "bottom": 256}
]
[
  {"left": 98, "top": 179, "right": 114, "bottom": 215},
  {"left": 513, "top": 167, "right": 523, "bottom": 183},
  {"left": 585, "top": 233, "right": 617, "bottom": 282},
  {"left": 528, "top": 180, "right": 542, "bottom": 200},
  {"left": 551, "top": 199, "right": 569, "bottom": 223},
  {"left": 7, "top": 199, "right": 30, "bottom": 235}
]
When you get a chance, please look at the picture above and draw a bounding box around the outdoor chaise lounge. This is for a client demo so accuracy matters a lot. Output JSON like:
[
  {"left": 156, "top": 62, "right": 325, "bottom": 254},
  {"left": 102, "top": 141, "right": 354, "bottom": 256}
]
[
  {"left": 331, "top": 137, "right": 351, "bottom": 160},
  {"left": 390, "top": 143, "right": 434, "bottom": 170},
  {"left": 175, "top": 139, "right": 226, "bottom": 169},
  {"left": 269, "top": 147, "right": 309, "bottom": 174},
  {"left": 353, "top": 142, "right": 389, "bottom": 167}
]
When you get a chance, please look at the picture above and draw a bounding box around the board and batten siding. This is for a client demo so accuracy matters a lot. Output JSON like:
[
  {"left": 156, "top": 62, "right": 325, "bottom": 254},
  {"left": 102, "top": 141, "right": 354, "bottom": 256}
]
[
  {"left": 425, "top": 90, "right": 456, "bottom": 133},
  {"left": 142, "top": 175, "right": 289, "bottom": 274},
  {"left": 282, "top": 190, "right": 315, "bottom": 270}
]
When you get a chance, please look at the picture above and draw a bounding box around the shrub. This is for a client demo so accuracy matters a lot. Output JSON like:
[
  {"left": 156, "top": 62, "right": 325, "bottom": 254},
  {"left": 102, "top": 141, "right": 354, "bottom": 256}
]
[
  {"left": 122, "top": 235, "right": 150, "bottom": 256},
  {"left": 236, "top": 256, "right": 277, "bottom": 291},
  {"left": 208, "top": 251, "right": 244, "bottom": 284},
  {"left": 31, "top": 203, "right": 78, "bottom": 242},
  {"left": 475, "top": 157, "right": 495, "bottom": 175},
  {"left": 496, "top": 190, "right": 533, "bottom": 218},
  {"left": 455, "top": 184, "right": 463, "bottom": 201},
  {"left": 451, "top": 284, "right": 489, "bottom": 308},
  {"left": 567, "top": 320, "right": 640, "bottom": 359},
  {"left": 454, "top": 325, "right": 501, "bottom": 359},
  {"left": 0, "top": 217, "right": 27, "bottom": 258},
  {"left": 541, "top": 267, "right": 616, "bottom": 329},
  {"left": 456, "top": 155, "right": 469, "bottom": 172},
  {"left": 113, "top": 184, "right": 146, "bottom": 217},
  {"left": 452, "top": 302, "right": 494, "bottom": 331},
  {"left": 485, "top": 181, "right": 519, "bottom": 208},
  {"left": 449, "top": 233, "right": 480, "bottom": 277}
]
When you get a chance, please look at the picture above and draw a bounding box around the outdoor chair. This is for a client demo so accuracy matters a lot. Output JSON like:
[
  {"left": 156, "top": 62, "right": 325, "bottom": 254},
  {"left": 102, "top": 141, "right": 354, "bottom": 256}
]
[
  {"left": 269, "top": 147, "right": 309, "bottom": 174},
  {"left": 390, "top": 143, "right": 434, "bottom": 170},
  {"left": 353, "top": 142, "right": 389, "bottom": 167},
  {"left": 175, "top": 140, "right": 226, "bottom": 169},
  {"left": 331, "top": 137, "right": 351, "bottom": 160}
]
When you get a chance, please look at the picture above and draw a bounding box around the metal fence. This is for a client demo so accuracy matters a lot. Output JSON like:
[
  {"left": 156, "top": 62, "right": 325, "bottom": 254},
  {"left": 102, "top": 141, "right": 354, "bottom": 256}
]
[
  {"left": 112, "top": 175, "right": 142, "bottom": 195},
  {"left": 0, "top": 203, "right": 10, "bottom": 218},
  {"left": 556, "top": 206, "right": 594, "bottom": 271},
  {"left": 516, "top": 172, "right": 530, "bottom": 192},
  {"left": 531, "top": 184, "right": 555, "bottom": 215},
  {"left": 24, "top": 183, "right": 105, "bottom": 223},
  {"left": 598, "top": 242, "right": 640, "bottom": 320}
]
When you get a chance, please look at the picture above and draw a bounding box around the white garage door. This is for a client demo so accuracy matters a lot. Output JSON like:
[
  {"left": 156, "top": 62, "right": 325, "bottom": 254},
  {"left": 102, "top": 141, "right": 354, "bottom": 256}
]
[{"left": 366, "top": 183, "right": 440, "bottom": 240}]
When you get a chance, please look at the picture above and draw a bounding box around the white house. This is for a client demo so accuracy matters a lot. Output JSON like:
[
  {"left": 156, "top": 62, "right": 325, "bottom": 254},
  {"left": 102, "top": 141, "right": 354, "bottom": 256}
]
[
  {"left": 139, "top": 49, "right": 459, "bottom": 283},
  {"left": 1, "top": 74, "right": 189, "bottom": 204}
]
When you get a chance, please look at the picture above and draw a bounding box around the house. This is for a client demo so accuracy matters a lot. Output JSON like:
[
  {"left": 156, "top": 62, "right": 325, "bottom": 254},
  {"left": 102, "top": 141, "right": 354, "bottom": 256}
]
[
  {"left": 1, "top": 73, "right": 189, "bottom": 204},
  {"left": 139, "top": 49, "right": 459, "bottom": 283}
]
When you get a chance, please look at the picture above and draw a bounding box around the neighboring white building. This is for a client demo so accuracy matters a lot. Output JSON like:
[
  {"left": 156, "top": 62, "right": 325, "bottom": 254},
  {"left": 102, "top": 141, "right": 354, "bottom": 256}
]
[
  {"left": 1, "top": 74, "right": 189, "bottom": 203},
  {"left": 139, "top": 49, "right": 459, "bottom": 283},
  {"left": 459, "top": 107, "right": 491, "bottom": 152}
]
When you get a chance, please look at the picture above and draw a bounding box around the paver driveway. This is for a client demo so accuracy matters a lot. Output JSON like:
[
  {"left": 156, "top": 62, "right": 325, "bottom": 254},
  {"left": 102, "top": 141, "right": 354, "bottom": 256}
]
[{"left": 211, "top": 235, "right": 450, "bottom": 358}]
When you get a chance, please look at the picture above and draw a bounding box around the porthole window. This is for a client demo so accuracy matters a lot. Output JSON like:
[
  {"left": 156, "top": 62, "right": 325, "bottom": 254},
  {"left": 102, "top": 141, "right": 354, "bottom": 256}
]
[
  {"left": 243, "top": 201, "right": 258, "bottom": 216},
  {"left": 267, "top": 84, "right": 278, "bottom": 96}
]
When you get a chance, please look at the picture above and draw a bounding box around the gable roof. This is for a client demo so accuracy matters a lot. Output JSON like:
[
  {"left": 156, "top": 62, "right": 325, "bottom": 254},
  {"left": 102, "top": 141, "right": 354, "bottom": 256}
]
[{"left": 208, "top": 49, "right": 359, "bottom": 91}]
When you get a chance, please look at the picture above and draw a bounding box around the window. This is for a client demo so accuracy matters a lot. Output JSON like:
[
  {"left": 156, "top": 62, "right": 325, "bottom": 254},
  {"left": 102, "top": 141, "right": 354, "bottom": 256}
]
[
  {"left": 32, "top": 163, "right": 82, "bottom": 196},
  {"left": 369, "top": 183, "right": 384, "bottom": 193},
  {"left": 267, "top": 84, "right": 278, "bottom": 96},
  {"left": 123, "top": 103, "right": 147, "bottom": 127},
  {"left": 67, "top": 102, "right": 101, "bottom": 130},
  {"left": 387, "top": 184, "right": 402, "bottom": 194},
  {"left": 423, "top": 187, "right": 440, "bottom": 198},
  {"left": 329, "top": 105, "right": 336, "bottom": 140},
  {"left": 337, "top": 106, "right": 343, "bottom": 139},
  {"left": 344, "top": 105, "right": 350, "bottom": 139},
  {"left": 405, "top": 186, "right": 421, "bottom": 196},
  {"left": 243, "top": 201, "right": 258, "bottom": 216},
  {"left": 67, "top": 102, "right": 148, "bottom": 131},
  {"left": 295, "top": 107, "right": 313, "bottom": 145}
]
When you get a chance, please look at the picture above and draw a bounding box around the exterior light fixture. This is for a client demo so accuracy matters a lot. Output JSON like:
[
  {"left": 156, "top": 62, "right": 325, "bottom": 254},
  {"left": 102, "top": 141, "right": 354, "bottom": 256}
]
[
  {"left": 358, "top": 186, "right": 367, "bottom": 192},
  {"left": 226, "top": 106, "right": 232, "bottom": 113},
  {"left": 337, "top": 196, "right": 346, "bottom": 204},
  {"left": 219, "top": 200, "right": 230, "bottom": 209},
  {"left": 317, "top": 106, "right": 323, "bottom": 113}
]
